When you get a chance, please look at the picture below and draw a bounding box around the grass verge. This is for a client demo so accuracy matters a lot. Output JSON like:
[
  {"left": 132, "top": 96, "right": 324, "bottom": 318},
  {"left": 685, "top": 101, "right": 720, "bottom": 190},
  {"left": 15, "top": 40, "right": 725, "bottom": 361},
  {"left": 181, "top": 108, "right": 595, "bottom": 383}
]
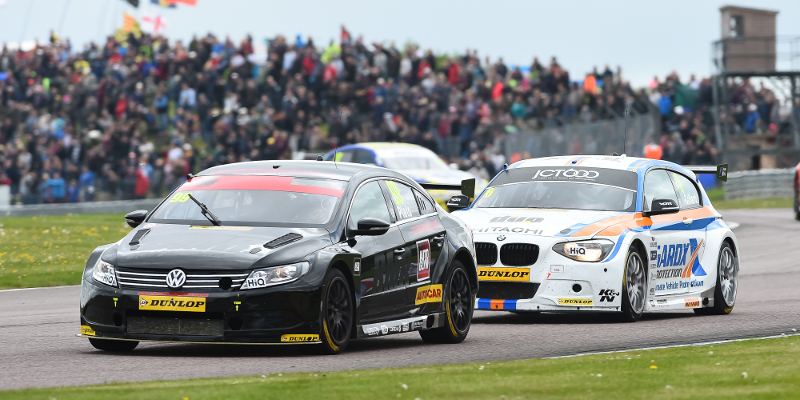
[
  {"left": 0, "top": 213, "right": 130, "bottom": 289},
  {"left": 706, "top": 188, "right": 793, "bottom": 210},
  {"left": 3, "top": 336, "right": 799, "bottom": 399}
]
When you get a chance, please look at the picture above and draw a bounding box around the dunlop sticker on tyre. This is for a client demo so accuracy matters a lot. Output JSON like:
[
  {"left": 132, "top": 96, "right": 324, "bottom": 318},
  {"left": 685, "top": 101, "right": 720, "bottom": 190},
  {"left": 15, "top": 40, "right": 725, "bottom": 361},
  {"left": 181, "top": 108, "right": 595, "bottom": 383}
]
[{"left": 477, "top": 267, "right": 531, "bottom": 282}]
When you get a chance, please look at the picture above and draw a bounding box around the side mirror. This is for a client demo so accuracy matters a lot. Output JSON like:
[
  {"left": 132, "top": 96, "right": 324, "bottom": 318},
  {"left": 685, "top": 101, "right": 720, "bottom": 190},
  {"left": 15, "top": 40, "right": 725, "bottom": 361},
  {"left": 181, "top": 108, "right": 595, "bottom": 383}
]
[
  {"left": 125, "top": 210, "right": 149, "bottom": 228},
  {"left": 447, "top": 194, "right": 470, "bottom": 212},
  {"left": 643, "top": 198, "right": 679, "bottom": 217},
  {"left": 352, "top": 217, "right": 390, "bottom": 236}
]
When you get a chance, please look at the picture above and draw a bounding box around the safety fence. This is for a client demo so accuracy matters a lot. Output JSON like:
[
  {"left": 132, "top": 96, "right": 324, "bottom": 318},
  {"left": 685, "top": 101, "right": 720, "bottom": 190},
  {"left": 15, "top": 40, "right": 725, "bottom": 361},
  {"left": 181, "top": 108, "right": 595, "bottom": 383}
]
[
  {"left": 723, "top": 168, "right": 795, "bottom": 200},
  {"left": 0, "top": 199, "right": 162, "bottom": 217}
]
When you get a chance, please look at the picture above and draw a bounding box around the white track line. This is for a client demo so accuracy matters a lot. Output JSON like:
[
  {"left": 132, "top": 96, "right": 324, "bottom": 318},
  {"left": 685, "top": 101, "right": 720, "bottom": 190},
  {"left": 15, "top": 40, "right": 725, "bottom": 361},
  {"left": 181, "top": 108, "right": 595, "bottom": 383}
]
[
  {"left": 543, "top": 332, "right": 800, "bottom": 359},
  {"left": 0, "top": 285, "right": 79, "bottom": 293}
]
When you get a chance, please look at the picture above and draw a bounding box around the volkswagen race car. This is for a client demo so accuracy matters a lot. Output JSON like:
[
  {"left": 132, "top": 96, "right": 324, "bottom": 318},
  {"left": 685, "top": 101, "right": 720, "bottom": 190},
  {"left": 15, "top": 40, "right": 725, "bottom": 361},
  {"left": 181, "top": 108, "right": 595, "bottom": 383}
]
[
  {"left": 79, "top": 160, "right": 478, "bottom": 354},
  {"left": 323, "top": 143, "right": 487, "bottom": 207},
  {"left": 448, "top": 155, "right": 738, "bottom": 321}
]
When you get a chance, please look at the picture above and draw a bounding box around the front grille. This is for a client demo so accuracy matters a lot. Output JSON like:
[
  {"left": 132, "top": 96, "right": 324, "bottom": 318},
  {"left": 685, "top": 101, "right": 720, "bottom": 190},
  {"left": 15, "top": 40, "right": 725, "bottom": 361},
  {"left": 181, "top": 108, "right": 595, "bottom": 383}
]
[
  {"left": 475, "top": 242, "right": 498, "bottom": 265},
  {"left": 500, "top": 243, "right": 539, "bottom": 266},
  {"left": 478, "top": 282, "right": 540, "bottom": 300},
  {"left": 117, "top": 268, "right": 248, "bottom": 290},
  {"left": 127, "top": 316, "right": 224, "bottom": 336}
]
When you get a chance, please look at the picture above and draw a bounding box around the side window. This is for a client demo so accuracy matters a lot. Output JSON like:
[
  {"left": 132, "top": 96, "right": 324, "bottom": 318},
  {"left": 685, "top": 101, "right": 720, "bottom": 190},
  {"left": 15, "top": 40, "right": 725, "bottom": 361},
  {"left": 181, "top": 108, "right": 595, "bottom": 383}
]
[
  {"left": 348, "top": 181, "right": 392, "bottom": 230},
  {"left": 384, "top": 180, "right": 421, "bottom": 221},
  {"left": 414, "top": 190, "right": 436, "bottom": 215},
  {"left": 352, "top": 150, "right": 376, "bottom": 164},
  {"left": 643, "top": 169, "right": 679, "bottom": 211},
  {"left": 333, "top": 150, "right": 353, "bottom": 162},
  {"left": 670, "top": 172, "right": 701, "bottom": 208}
]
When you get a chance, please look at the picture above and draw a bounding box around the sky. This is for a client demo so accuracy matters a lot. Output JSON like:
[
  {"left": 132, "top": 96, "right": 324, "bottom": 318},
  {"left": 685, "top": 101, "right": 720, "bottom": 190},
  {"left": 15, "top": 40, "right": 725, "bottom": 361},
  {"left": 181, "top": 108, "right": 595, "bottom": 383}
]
[{"left": 1, "top": 0, "right": 799, "bottom": 87}]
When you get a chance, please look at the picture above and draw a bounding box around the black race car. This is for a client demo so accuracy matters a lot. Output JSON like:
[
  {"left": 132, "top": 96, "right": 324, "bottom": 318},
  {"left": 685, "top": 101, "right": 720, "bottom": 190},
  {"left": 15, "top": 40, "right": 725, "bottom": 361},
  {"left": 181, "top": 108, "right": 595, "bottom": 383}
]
[{"left": 79, "top": 160, "right": 478, "bottom": 354}]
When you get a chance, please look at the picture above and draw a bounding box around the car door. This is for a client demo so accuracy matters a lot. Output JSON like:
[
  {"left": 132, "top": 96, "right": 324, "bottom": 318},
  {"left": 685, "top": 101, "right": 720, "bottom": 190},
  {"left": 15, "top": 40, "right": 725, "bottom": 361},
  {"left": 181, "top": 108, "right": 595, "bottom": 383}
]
[
  {"left": 667, "top": 170, "right": 709, "bottom": 293},
  {"left": 347, "top": 180, "right": 407, "bottom": 323},
  {"left": 643, "top": 169, "right": 705, "bottom": 297},
  {"left": 382, "top": 180, "right": 446, "bottom": 310}
]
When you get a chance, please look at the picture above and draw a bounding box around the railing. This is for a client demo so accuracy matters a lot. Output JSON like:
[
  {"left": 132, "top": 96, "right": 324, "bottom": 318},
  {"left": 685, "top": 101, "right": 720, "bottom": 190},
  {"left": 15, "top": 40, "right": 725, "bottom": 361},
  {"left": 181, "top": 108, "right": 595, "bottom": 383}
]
[{"left": 723, "top": 168, "right": 795, "bottom": 200}]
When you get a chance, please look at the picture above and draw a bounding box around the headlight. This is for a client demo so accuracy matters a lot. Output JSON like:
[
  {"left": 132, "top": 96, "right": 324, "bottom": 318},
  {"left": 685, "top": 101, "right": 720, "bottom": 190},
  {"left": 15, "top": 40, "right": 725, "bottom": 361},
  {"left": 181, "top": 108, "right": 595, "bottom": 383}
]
[
  {"left": 92, "top": 259, "right": 118, "bottom": 287},
  {"left": 240, "top": 262, "right": 310, "bottom": 290},
  {"left": 552, "top": 239, "right": 615, "bottom": 263}
]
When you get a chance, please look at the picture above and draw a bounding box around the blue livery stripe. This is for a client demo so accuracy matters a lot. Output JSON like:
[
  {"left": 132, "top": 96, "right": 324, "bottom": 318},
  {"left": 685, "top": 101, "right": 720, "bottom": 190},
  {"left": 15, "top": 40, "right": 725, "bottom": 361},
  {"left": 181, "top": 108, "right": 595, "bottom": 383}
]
[{"left": 477, "top": 299, "right": 492, "bottom": 309}]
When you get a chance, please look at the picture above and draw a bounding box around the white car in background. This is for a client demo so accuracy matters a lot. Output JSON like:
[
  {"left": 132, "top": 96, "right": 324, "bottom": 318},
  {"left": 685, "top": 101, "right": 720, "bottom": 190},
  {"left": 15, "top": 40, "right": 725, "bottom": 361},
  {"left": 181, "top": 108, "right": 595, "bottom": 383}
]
[
  {"left": 324, "top": 143, "right": 487, "bottom": 206},
  {"left": 448, "top": 155, "right": 738, "bottom": 321}
]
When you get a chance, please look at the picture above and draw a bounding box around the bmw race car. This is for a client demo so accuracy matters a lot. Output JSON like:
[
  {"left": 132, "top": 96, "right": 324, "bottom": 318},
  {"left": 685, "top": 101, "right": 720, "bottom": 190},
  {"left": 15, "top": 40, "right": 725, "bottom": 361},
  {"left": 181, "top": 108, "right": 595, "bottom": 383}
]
[
  {"left": 447, "top": 155, "right": 738, "bottom": 321},
  {"left": 323, "top": 143, "right": 487, "bottom": 207},
  {"left": 79, "top": 160, "right": 478, "bottom": 354}
]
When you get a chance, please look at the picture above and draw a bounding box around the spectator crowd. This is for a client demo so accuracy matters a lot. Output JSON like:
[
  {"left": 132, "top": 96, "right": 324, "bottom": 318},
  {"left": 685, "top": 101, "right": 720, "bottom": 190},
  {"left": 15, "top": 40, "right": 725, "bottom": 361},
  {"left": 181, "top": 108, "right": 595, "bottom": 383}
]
[{"left": 0, "top": 26, "right": 794, "bottom": 205}]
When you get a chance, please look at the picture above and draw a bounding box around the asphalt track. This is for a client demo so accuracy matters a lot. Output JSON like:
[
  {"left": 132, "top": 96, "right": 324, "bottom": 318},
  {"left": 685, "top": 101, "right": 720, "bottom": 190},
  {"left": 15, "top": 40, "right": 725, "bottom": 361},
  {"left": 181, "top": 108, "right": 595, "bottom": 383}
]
[{"left": 2, "top": 208, "right": 799, "bottom": 390}]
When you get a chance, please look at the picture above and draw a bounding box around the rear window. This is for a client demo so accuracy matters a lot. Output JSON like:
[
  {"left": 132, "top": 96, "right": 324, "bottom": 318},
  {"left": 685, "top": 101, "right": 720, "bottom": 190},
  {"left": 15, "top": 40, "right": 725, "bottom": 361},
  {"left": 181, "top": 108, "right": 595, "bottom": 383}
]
[{"left": 149, "top": 175, "right": 345, "bottom": 226}]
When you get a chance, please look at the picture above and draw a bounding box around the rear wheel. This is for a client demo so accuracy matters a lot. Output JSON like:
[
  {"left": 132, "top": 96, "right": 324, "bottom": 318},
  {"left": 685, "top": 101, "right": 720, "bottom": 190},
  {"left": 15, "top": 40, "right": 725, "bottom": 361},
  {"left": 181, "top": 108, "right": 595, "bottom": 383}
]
[
  {"left": 318, "top": 268, "right": 353, "bottom": 355},
  {"left": 794, "top": 176, "right": 800, "bottom": 220},
  {"left": 619, "top": 247, "right": 646, "bottom": 322},
  {"left": 88, "top": 338, "right": 139, "bottom": 352},
  {"left": 695, "top": 242, "right": 737, "bottom": 315},
  {"left": 420, "top": 261, "right": 473, "bottom": 344}
]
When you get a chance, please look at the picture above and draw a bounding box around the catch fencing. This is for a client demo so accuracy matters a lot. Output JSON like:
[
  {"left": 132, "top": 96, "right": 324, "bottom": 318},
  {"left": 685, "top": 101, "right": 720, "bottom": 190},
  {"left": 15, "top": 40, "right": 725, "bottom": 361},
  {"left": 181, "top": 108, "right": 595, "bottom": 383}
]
[
  {"left": 723, "top": 168, "right": 795, "bottom": 200},
  {"left": 502, "top": 113, "right": 660, "bottom": 161}
]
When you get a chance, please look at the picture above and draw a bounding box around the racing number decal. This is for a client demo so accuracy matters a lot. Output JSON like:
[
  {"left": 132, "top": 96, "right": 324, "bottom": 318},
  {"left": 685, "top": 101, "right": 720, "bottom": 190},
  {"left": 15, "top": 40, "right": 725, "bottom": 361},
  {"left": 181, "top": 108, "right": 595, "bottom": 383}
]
[
  {"left": 417, "top": 239, "right": 431, "bottom": 281},
  {"left": 170, "top": 192, "right": 192, "bottom": 203}
]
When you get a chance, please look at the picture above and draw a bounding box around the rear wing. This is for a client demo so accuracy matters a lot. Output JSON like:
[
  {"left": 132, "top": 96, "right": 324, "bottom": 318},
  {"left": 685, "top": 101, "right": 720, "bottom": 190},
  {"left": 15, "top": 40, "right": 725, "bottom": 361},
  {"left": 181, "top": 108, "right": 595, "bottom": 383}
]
[
  {"left": 685, "top": 164, "right": 728, "bottom": 182},
  {"left": 419, "top": 178, "right": 476, "bottom": 198}
]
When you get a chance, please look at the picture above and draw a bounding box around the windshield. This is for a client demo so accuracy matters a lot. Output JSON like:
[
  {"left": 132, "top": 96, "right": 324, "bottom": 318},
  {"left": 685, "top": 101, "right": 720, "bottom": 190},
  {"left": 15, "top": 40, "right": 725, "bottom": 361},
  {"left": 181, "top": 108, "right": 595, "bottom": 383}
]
[
  {"left": 474, "top": 181, "right": 635, "bottom": 212},
  {"left": 382, "top": 156, "right": 450, "bottom": 171},
  {"left": 149, "top": 175, "right": 345, "bottom": 226}
]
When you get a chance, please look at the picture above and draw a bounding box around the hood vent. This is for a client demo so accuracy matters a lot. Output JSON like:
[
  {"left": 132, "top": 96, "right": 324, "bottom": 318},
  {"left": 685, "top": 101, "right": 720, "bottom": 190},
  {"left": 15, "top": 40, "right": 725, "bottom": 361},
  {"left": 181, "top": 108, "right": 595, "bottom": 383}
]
[
  {"left": 264, "top": 233, "right": 303, "bottom": 249},
  {"left": 129, "top": 229, "right": 151, "bottom": 246}
]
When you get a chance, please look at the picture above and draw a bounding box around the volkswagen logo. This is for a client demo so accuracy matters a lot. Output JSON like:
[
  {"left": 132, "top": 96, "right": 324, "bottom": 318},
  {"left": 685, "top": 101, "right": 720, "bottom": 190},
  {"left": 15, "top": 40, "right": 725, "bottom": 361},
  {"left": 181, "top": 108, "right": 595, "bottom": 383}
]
[
  {"left": 497, "top": 235, "right": 506, "bottom": 241},
  {"left": 166, "top": 269, "right": 186, "bottom": 289}
]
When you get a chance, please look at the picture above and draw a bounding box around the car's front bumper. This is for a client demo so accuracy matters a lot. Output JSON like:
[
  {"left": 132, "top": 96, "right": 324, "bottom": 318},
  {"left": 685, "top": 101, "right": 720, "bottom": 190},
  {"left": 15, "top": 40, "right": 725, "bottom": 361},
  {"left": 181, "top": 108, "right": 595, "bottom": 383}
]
[
  {"left": 79, "top": 277, "right": 323, "bottom": 344},
  {"left": 473, "top": 235, "right": 625, "bottom": 312}
]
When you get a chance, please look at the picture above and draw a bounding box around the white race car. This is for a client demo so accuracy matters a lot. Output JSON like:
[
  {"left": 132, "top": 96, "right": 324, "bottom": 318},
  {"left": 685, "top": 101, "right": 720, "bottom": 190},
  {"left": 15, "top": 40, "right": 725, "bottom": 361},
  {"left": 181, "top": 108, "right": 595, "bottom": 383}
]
[{"left": 448, "top": 155, "right": 738, "bottom": 321}]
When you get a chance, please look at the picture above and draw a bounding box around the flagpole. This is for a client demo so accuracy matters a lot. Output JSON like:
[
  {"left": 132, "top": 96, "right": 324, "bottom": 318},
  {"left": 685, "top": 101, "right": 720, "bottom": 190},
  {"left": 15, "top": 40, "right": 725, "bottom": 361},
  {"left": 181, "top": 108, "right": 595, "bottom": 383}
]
[{"left": 58, "top": 0, "right": 73, "bottom": 37}]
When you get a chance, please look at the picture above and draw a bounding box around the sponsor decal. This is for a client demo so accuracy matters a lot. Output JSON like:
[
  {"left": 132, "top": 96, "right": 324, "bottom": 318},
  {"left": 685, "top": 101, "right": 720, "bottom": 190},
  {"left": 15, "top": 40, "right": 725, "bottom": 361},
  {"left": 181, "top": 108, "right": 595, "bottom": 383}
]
[
  {"left": 138, "top": 295, "right": 206, "bottom": 312},
  {"left": 649, "top": 287, "right": 655, "bottom": 295},
  {"left": 598, "top": 289, "right": 619, "bottom": 302},
  {"left": 478, "top": 267, "right": 531, "bottom": 282},
  {"left": 485, "top": 187, "right": 495, "bottom": 198},
  {"left": 354, "top": 259, "right": 361, "bottom": 276},
  {"left": 488, "top": 216, "right": 544, "bottom": 224},
  {"left": 416, "top": 240, "right": 431, "bottom": 280},
  {"left": 411, "top": 320, "right": 425, "bottom": 330},
  {"left": 415, "top": 284, "right": 443, "bottom": 305},
  {"left": 558, "top": 298, "right": 593, "bottom": 306},
  {"left": 381, "top": 325, "right": 389, "bottom": 335},
  {"left": 473, "top": 226, "right": 543, "bottom": 235},
  {"left": 569, "top": 247, "right": 586, "bottom": 256},
  {"left": 684, "top": 297, "right": 701, "bottom": 308},
  {"left": 532, "top": 169, "right": 599, "bottom": 180},
  {"left": 690, "top": 279, "right": 704, "bottom": 288},
  {"left": 189, "top": 226, "right": 253, "bottom": 230},
  {"left": 650, "top": 250, "right": 657, "bottom": 261},
  {"left": 410, "top": 220, "right": 441, "bottom": 236},
  {"left": 281, "top": 334, "right": 319, "bottom": 342},
  {"left": 650, "top": 237, "right": 658, "bottom": 248},
  {"left": 402, "top": 323, "right": 410, "bottom": 332},
  {"left": 80, "top": 325, "right": 96, "bottom": 336},
  {"left": 656, "top": 268, "right": 683, "bottom": 279},
  {"left": 365, "top": 327, "right": 380, "bottom": 336}
]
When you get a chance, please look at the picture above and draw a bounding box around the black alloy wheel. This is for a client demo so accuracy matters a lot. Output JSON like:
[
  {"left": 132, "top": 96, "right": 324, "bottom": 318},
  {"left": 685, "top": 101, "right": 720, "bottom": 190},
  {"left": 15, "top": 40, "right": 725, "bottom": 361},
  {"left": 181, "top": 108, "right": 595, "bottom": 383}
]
[
  {"left": 319, "top": 268, "right": 353, "bottom": 354},
  {"left": 420, "top": 260, "right": 473, "bottom": 344}
]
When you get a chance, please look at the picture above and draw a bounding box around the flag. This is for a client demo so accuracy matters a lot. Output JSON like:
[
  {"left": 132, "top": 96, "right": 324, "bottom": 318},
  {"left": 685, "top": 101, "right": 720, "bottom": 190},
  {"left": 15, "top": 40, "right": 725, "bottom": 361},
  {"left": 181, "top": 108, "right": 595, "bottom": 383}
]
[
  {"left": 142, "top": 14, "right": 168, "bottom": 35},
  {"left": 166, "top": 0, "right": 197, "bottom": 5},
  {"left": 151, "top": 0, "right": 176, "bottom": 8},
  {"left": 124, "top": 0, "right": 140, "bottom": 7},
  {"left": 122, "top": 13, "right": 142, "bottom": 37}
]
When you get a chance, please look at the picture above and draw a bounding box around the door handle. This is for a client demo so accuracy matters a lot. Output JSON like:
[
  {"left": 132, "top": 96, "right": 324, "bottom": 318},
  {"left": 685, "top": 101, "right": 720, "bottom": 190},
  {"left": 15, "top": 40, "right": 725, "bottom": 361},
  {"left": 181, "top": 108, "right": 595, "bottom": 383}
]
[
  {"left": 394, "top": 248, "right": 406, "bottom": 255},
  {"left": 432, "top": 235, "right": 445, "bottom": 245},
  {"left": 683, "top": 218, "right": 693, "bottom": 225}
]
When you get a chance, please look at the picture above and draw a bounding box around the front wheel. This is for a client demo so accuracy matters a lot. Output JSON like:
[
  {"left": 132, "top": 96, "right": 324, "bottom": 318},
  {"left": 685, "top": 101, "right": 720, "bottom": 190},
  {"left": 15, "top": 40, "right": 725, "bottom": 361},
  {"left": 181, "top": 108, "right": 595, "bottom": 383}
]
[
  {"left": 88, "top": 338, "right": 139, "bottom": 352},
  {"left": 419, "top": 261, "right": 473, "bottom": 344},
  {"left": 318, "top": 268, "right": 353, "bottom": 355},
  {"left": 695, "top": 242, "right": 738, "bottom": 315},
  {"left": 619, "top": 247, "right": 646, "bottom": 322}
]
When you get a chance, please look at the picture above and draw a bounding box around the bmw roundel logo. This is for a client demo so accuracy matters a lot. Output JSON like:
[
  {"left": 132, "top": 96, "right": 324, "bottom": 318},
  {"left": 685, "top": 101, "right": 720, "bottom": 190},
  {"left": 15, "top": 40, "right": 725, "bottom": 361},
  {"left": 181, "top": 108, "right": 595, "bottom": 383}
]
[
  {"left": 497, "top": 235, "right": 506, "bottom": 241},
  {"left": 166, "top": 269, "right": 187, "bottom": 289}
]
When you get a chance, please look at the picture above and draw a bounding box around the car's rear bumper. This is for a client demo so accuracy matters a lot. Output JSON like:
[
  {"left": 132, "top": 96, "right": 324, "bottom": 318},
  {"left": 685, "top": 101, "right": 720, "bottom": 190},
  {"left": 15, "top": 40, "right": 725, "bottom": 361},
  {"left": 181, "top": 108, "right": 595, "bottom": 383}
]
[{"left": 79, "top": 278, "right": 323, "bottom": 344}]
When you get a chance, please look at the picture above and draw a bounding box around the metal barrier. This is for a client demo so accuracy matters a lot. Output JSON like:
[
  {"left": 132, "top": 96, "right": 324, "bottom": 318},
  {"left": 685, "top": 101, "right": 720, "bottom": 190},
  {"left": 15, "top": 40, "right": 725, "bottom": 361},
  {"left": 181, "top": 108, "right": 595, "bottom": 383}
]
[
  {"left": 723, "top": 168, "right": 795, "bottom": 200},
  {"left": 0, "top": 199, "right": 162, "bottom": 217},
  {"left": 503, "top": 113, "right": 659, "bottom": 161}
]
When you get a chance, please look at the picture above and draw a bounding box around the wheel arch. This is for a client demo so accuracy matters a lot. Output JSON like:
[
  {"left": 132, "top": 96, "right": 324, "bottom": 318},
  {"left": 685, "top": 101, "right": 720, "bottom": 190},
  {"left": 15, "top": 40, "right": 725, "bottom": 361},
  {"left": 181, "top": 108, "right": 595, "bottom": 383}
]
[
  {"left": 327, "top": 259, "right": 359, "bottom": 339},
  {"left": 453, "top": 247, "right": 478, "bottom": 291}
]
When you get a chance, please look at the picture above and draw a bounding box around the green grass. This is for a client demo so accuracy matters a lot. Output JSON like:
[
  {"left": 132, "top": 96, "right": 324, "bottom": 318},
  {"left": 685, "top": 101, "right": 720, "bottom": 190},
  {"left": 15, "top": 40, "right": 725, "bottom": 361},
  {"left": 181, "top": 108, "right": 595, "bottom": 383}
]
[
  {"left": 712, "top": 197, "right": 793, "bottom": 210},
  {"left": 0, "top": 214, "right": 130, "bottom": 289},
  {"left": 4, "top": 336, "right": 799, "bottom": 399}
]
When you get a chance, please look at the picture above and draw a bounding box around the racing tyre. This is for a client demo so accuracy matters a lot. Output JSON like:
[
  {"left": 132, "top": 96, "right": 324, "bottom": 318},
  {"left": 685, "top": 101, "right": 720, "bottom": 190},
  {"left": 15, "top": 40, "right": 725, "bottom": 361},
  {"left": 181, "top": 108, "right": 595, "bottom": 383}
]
[
  {"left": 794, "top": 182, "right": 800, "bottom": 221},
  {"left": 318, "top": 268, "right": 353, "bottom": 355},
  {"left": 619, "top": 247, "right": 646, "bottom": 322},
  {"left": 695, "top": 242, "right": 738, "bottom": 315},
  {"left": 420, "top": 261, "right": 473, "bottom": 344},
  {"left": 88, "top": 338, "right": 139, "bottom": 352}
]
